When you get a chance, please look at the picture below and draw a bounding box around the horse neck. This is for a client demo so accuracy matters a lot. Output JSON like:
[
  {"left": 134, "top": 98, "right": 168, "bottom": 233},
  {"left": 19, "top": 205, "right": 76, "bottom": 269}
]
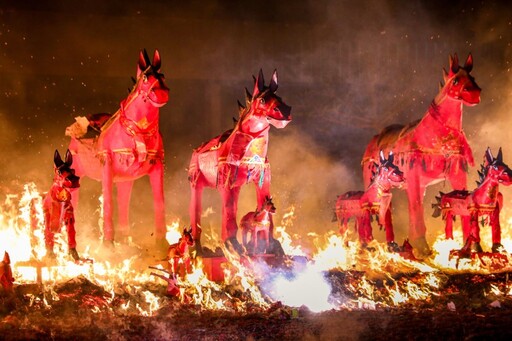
[
  {"left": 49, "top": 178, "right": 69, "bottom": 202},
  {"left": 429, "top": 93, "right": 464, "bottom": 131},
  {"left": 177, "top": 238, "right": 189, "bottom": 254},
  {"left": 121, "top": 95, "right": 160, "bottom": 127},
  {"left": 223, "top": 110, "right": 270, "bottom": 157},
  {"left": 473, "top": 177, "right": 499, "bottom": 203},
  {"left": 254, "top": 208, "right": 271, "bottom": 222},
  {"left": 366, "top": 177, "right": 390, "bottom": 199}
]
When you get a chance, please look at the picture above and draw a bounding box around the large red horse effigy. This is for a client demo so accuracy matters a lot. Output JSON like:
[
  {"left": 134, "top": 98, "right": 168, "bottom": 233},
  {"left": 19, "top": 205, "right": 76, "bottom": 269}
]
[
  {"left": 362, "top": 54, "right": 481, "bottom": 255},
  {"left": 433, "top": 148, "right": 512, "bottom": 253},
  {"left": 188, "top": 69, "right": 291, "bottom": 255},
  {"left": 65, "top": 49, "right": 169, "bottom": 252}
]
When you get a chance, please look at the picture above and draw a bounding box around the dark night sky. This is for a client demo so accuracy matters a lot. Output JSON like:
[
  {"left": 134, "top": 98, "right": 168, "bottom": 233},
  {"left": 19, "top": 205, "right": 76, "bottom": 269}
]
[{"left": 1, "top": 0, "right": 511, "bottom": 246}]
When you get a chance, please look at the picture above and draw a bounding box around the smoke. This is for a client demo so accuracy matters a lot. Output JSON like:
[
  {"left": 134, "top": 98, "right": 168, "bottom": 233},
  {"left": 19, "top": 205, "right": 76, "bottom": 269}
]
[{"left": 1, "top": 0, "right": 511, "bottom": 249}]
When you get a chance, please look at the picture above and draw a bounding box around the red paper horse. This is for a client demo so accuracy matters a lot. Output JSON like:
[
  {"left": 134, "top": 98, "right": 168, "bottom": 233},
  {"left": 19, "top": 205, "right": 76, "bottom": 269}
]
[
  {"left": 335, "top": 151, "right": 405, "bottom": 250},
  {"left": 433, "top": 148, "right": 512, "bottom": 253},
  {"left": 362, "top": 53, "right": 481, "bottom": 255},
  {"left": 0, "top": 251, "right": 14, "bottom": 292},
  {"left": 167, "top": 227, "right": 195, "bottom": 275},
  {"left": 240, "top": 196, "right": 276, "bottom": 254},
  {"left": 66, "top": 49, "right": 169, "bottom": 252},
  {"left": 188, "top": 69, "right": 291, "bottom": 255},
  {"left": 43, "top": 149, "right": 81, "bottom": 261}
]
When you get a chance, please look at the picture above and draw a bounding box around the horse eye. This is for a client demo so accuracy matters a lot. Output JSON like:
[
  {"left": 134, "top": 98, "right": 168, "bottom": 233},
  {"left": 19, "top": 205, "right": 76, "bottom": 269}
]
[
  {"left": 453, "top": 78, "right": 459, "bottom": 85},
  {"left": 260, "top": 98, "right": 265, "bottom": 104},
  {"left": 143, "top": 75, "right": 148, "bottom": 82}
]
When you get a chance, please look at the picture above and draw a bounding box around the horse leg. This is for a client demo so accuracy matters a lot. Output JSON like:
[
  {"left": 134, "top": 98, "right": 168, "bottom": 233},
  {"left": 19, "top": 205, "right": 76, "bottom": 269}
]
[
  {"left": 445, "top": 211, "right": 454, "bottom": 239},
  {"left": 469, "top": 211, "right": 482, "bottom": 252},
  {"left": 149, "top": 161, "right": 166, "bottom": 244},
  {"left": 255, "top": 166, "right": 272, "bottom": 233},
  {"left": 189, "top": 183, "right": 204, "bottom": 243},
  {"left": 43, "top": 201, "right": 56, "bottom": 257},
  {"left": 116, "top": 181, "right": 134, "bottom": 242},
  {"left": 220, "top": 186, "right": 243, "bottom": 253},
  {"left": 101, "top": 155, "right": 115, "bottom": 243},
  {"left": 491, "top": 204, "right": 503, "bottom": 252},
  {"left": 406, "top": 175, "right": 429, "bottom": 254},
  {"left": 384, "top": 204, "right": 395, "bottom": 244},
  {"left": 461, "top": 215, "right": 470, "bottom": 243}
]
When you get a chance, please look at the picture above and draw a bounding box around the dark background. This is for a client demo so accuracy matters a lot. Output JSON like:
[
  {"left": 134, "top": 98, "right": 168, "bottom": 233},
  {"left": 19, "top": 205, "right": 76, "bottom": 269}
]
[{"left": 1, "top": 0, "right": 511, "bottom": 249}]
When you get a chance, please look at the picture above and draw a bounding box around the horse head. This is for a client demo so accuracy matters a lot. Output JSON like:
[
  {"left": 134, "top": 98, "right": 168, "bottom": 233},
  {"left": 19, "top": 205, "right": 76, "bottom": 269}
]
[
  {"left": 262, "top": 196, "right": 277, "bottom": 214},
  {"left": 181, "top": 226, "right": 195, "bottom": 247},
  {"left": 54, "top": 149, "right": 80, "bottom": 189},
  {"left": 241, "top": 69, "right": 292, "bottom": 131},
  {"left": 372, "top": 151, "right": 405, "bottom": 189},
  {"left": 479, "top": 147, "right": 512, "bottom": 186},
  {"left": 439, "top": 53, "right": 481, "bottom": 106},
  {"left": 132, "top": 49, "right": 169, "bottom": 108}
]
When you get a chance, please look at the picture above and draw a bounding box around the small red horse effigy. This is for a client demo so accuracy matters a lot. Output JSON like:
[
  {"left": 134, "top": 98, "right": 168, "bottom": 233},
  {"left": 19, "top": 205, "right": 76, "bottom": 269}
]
[
  {"left": 167, "top": 227, "right": 195, "bottom": 275},
  {"left": 43, "top": 149, "right": 81, "bottom": 261},
  {"left": 433, "top": 147, "right": 512, "bottom": 253},
  {"left": 0, "top": 251, "right": 14, "bottom": 292},
  {"left": 65, "top": 49, "right": 169, "bottom": 253},
  {"left": 335, "top": 151, "right": 405, "bottom": 250},
  {"left": 240, "top": 196, "right": 276, "bottom": 254},
  {"left": 188, "top": 69, "right": 291, "bottom": 255},
  {"left": 362, "top": 53, "right": 481, "bottom": 255}
]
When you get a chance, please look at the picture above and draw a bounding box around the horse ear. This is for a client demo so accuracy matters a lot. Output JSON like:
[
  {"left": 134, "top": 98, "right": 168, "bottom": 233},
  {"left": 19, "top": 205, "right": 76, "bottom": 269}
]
[
  {"left": 253, "top": 69, "right": 265, "bottom": 97},
  {"left": 449, "top": 53, "right": 460, "bottom": 75},
  {"left": 65, "top": 149, "right": 73, "bottom": 166},
  {"left": 3, "top": 251, "right": 9, "bottom": 264},
  {"left": 138, "top": 50, "right": 148, "bottom": 72},
  {"left": 485, "top": 147, "right": 494, "bottom": 164},
  {"left": 497, "top": 147, "right": 503, "bottom": 163},
  {"left": 388, "top": 151, "right": 394, "bottom": 164},
  {"left": 269, "top": 69, "right": 278, "bottom": 93},
  {"left": 464, "top": 53, "right": 473, "bottom": 73},
  {"left": 442, "top": 68, "right": 449, "bottom": 82},
  {"left": 54, "top": 149, "right": 64, "bottom": 168},
  {"left": 379, "top": 150, "right": 386, "bottom": 164},
  {"left": 152, "top": 49, "right": 161, "bottom": 70}
]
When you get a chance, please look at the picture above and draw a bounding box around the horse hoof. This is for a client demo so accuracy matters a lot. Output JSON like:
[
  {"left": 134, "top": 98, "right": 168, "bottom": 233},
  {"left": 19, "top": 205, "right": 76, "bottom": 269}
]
[
  {"left": 411, "top": 237, "right": 432, "bottom": 258},
  {"left": 470, "top": 241, "right": 483, "bottom": 253},
  {"left": 492, "top": 243, "right": 505, "bottom": 253},
  {"left": 45, "top": 248, "right": 56, "bottom": 260},
  {"left": 224, "top": 237, "right": 245, "bottom": 255},
  {"left": 387, "top": 241, "right": 401, "bottom": 253},
  {"left": 193, "top": 239, "right": 204, "bottom": 257},
  {"left": 69, "top": 248, "right": 80, "bottom": 261},
  {"left": 361, "top": 243, "right": 376, "bottom": 252}
]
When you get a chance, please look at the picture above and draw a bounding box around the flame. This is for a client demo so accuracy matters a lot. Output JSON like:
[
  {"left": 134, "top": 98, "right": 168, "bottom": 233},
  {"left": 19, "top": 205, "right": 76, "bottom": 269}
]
[{"left": 2, "top": 184, "right": 512, "bottom": 315}]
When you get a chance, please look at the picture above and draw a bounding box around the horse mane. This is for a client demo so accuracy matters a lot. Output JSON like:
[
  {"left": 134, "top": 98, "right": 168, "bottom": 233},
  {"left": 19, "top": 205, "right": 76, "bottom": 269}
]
[{"left": 476, "top": 161, "right": 487, "bottom": 186}]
